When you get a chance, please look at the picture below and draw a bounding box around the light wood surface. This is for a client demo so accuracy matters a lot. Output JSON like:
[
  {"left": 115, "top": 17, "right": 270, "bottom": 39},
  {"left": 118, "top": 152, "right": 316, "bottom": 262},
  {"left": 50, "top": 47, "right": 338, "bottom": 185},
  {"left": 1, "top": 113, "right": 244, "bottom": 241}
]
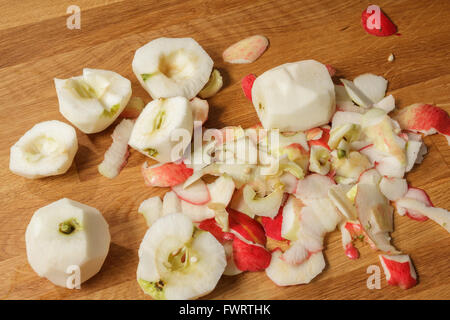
[{"left": 0, "top": 0, "right": 449, "bottom": 300}]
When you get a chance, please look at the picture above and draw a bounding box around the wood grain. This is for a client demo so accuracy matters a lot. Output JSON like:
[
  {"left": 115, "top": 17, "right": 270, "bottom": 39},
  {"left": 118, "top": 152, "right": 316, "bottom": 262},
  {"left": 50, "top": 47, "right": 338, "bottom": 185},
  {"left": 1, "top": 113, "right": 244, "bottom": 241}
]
[{"left": 0, "top": 0, "right": 449, "bottom": 300}]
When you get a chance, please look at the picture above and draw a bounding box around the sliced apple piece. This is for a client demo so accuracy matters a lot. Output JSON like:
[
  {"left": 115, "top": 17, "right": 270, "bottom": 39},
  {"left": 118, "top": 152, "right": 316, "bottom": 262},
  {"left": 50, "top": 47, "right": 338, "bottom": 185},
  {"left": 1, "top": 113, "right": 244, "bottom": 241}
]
[
  {"left": 295, "top": 174, "right": 335, "bottom": 205},
  {"left": 242, "top": 183, "right": 284, "bottom": 218},
  {"left": 162, "top": 191, "right": 182, "bottom": 216},
  {"left": 141, "top": 161, "right": 193, "bottom": 187},
  {"left": 340, "top": 78, "right": 373, "bottom": 108},
  {"left": 331, "top": 111, "right": 363, "bottom": 129},
  {"left": 309, "top": 145, "right": 331, "bottom": 175},
  {"left": 232, "top": 236, "right": 271, "bottom": 271},
  {"left": 279, "top": 172, "right": 299, "bottom": 194},
  {"left": 394, "top": 187, "right": 431, "bottom": 221},
  {"left": 395, "top": 198, "right": 449, "bottom": 232},
  {"left": 265, "top": 250, "right": 325, "bottom": 286},
  {"left": 172, "top": 179, "right": 211, "bottom": 205},
  {"left": 228, "top": 208, "right": 266, "bottom": 245},
  {"left": 328, "top": 185, "right": 358, "bottom": 220},
  {"left": 374, "top": 95, "right": 395, "bottom": 113},
  {"left": 190, "top": 97, "right": 209, "bottom": 126},
  {"left": 98, "top": 119, "right": 134, "bottom": 179},
  {"left": 261, "top": 207, "right": 284, "bottom": 241},
  {"left": 207, "top": 175, "right": 235, "bottom": 207},
  {"left": 223, "top": 35, "right": 268, "bottom": 64},
  {"left": 138, "top": 196, "right": 163, "bottom": 227},
  {"left": 198, "top": 69, "right": 223, "bottom": 99},
  {"left": 379, "top": 177, "right": 408, "bottom": 201},
  {"left": 394, "top": 103, "right": 450, "bottom": 143},
  {"left": 379, "top": 254, "right": 417, "bottom": 289},
  {"left": 353, "top": 73, "right": 388, "bottom": 104}
]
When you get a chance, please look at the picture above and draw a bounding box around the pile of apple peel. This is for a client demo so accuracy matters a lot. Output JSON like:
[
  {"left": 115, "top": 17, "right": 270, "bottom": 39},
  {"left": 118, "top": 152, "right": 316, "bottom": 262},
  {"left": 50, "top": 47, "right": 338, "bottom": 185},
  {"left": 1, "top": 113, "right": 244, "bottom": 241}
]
[{"left": 9, "top": 35, "right": 450, "bottom": 299}]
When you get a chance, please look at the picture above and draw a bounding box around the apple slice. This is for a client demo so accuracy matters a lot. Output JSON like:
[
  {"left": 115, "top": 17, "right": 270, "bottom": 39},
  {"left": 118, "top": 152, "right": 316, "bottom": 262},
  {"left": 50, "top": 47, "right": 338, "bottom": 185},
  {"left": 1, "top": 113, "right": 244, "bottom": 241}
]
[
  {"left": 242, "top": 183, "right": 284, "bottom": 218},
  {"left": 198, "top": 217, "right": 233, "bottom": 244},
  {"left": 198, "top": 69, "right": 223, "bottom": 99},
  {"left": 395, "top": 197, "right": 449, "bottom": 232},
  {"left": 265, "top": 250, "right": 325, "bottom": 286},
  {"left": 138, "top": 196, "right": 163, "bottom": 227},
  {"left": 207, "top": 175, "right": 235, "bottom": 208},
  {"left": 141, "top": 161, "right": 193, "bottom": 187},
  {"left": 306, "top": 127, "right": 323, "bottom": 141},
  {"left": 308, "top": 127, "right": 330, "bottom": 151},
  {"left": 355, "top": 181, "right": 399, "bottom": 253},
  {"left": 162, "top": 191, "right": 182, "bottom": 216},
  {"left": 331, "top": 111, "right": 363, "bottom": 129},
  {"left": 190, "top": 97, "right": 209, "bottom": 126},
  {"left": 279, "top": 172, "right": 299, "bottom": 194},
  {"left": 394, "top": 187, "right": 431, "bottom": 221},
  {"left": 172, "top": 179, "right": 211, "bottom": 205},
  {"left": 353, "top": 73, "right": 388, "bottom": 104},
  {"left": 309, "top": 145, "right": 331, "bottom": 175},
  {"left": 374, "top": 95, "right": 395, "bottom": 113},
  {"left": 340, "top": 79, "right": 373, "bottom": 108},
  {"left": 223, "top": 35, "right": 268, "bottom": 64},
  {"left": 328, "top": 185, "right": 358, "bottom": 220},
  {"left": 228, "top": 208, "right": 266, "bottom": 245},
  {"left": 180, "top": 200, "right": 214, "bottom": 222},
  {"left": 295, "top": 174, "right": 335, "bottom": 205},
  {"left": 379, "top": 254, "right": 417, "bottom": 289},
  {"left": 222, "top": 241, "right": 243, "bottom": 276},
  {"left": 339, "top": 223, "right": 359, "bottom": 260},
  {"left": 98, "top": 120, "right": 134, "bottom": 179},
  {"left": 261, "top": 207, "right": 284, "bottom": 241},
  {"left": 394, "top": 104, "right": 450, "bottom": 143},
  {"left": 232, "top": 236, "right": 271, "bottom": 271},
  {"left": 379, "top": 177, "right": 408, "bottom": 201}
]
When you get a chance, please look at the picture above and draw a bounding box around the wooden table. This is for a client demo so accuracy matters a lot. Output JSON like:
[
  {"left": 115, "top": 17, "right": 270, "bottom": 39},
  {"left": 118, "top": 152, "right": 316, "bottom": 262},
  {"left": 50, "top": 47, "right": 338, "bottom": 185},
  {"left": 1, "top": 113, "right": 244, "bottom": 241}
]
[{"left": 0, "top": 0, "right": 449, "bottom": 300}]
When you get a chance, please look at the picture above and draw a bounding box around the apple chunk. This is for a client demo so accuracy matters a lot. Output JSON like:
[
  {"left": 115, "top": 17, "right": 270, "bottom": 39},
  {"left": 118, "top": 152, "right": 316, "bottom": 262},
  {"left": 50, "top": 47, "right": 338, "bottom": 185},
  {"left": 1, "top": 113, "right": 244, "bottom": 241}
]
[{"left": 379, "top": 254, "right": 417, "bottom": 289}]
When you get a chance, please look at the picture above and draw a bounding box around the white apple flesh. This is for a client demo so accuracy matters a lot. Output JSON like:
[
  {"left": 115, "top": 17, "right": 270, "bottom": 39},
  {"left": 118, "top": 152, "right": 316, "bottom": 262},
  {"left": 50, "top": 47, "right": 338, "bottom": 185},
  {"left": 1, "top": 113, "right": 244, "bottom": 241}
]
[
  {"left": 25, "top": 198, "right": 110, "bottom": 287},
  {"left": 55, "top": 68, "right": 132, "bottom": 134},
  {"left": 10, "top": 120, "right": 78, "bottom": 179},
  {"left": 251, "top": 60, "right": 335, "bottom": 131},
  {"left": 132, "top": 37, "right": 213, "bottom": 100}
]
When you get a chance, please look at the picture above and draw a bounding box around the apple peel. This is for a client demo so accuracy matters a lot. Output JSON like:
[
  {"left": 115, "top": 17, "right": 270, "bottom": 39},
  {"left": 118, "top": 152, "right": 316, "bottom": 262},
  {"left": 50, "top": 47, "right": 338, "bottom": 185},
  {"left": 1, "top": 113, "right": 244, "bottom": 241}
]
[
  {"left": 141, "top": 161, "right": 193, "bottom": 187},
  {"left": 361, "top": 6, "right": 397, "bottom": 37},
  {"left": 223, "top": 35, "right": 268, "bottom": 64},
  {"left": 379, "top": 254, "right": 417, "bottom": 289},
  {"left": 241, "top": 74, "right": 256, "bottom": 101}
]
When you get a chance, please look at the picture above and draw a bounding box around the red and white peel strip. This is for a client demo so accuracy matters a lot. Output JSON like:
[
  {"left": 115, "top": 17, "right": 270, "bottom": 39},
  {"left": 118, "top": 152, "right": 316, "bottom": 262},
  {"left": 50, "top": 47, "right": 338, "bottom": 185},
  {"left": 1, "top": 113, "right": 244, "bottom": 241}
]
[{"left": 223, "top": 35, "right": 268, "bottom": 64}]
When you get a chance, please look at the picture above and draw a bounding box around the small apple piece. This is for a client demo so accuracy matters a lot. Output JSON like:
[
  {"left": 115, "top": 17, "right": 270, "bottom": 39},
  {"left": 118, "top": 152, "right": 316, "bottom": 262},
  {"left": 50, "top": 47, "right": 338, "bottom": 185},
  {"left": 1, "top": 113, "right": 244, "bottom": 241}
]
[
  {"left": 119, "top": 96, "right": 145, "bottom": 119},
  {"left": 395, "top": 198, "right": 450, "bottom": 232},
  {"left": 172, "top": 179, "right": 211, "bottom": 205},
  {"left": 190, "top": 97, "right": 209, "bottom": 126},
  {"left": 98, "top": 119, "right": 134, "bottom": 179},
  {"left": 55, "top": 68, "right": 132, "bottom": 134},
  {"left": 232, "top": 236, "right": 271, "bottom": 272},
  {"left": 279, "top": 172, "right": 299, "bottom": 194},
  {"left": 339, "top": 223, "right": 359, "bottom": 260},
  {"left": 242, "top": 183, "right": 284, "bottom": 218},
  {"left": 162, "top": 191, "right": 182, "bottom": 216},
  {"left": 141, "top": 161, "right": 193, "bottom": 187},
  {"left": 207, "top": 175, "right": 235, "bottom": 207},
  {"left": 26, "top": 198, "right": 110, "bottom": 287},
  {"left": 261, "top": 207, "right": 284, "bottom": 241},
  {"left": 379, "top": 177, "right": 408, "bottom": 201},
  {"left": 353, "top": 73, "right": 388, "bottom": 104},
  {"left": 252, "top": 60, "right": 335, "bottom": 131},
  {"left": 295, "top": 174, "right": 335, "bottom": 205},
  {"left": 374, "top": 95, "right": 395, "bottom": 113},
  {"left": 328, "top": 185, "right": 358, "bottom": 220},
  {"left": 241, "top": 74, "right": 256, "bottom": 101},
  {"left": 10, "top": 120, "right": 78, "bottom": 179},
  {"left": 340, "top": 79, "right": 373, "bottom": 108},
  {"left": 309, "top": 145, "right": 331, "bottom": 175},
  {"left": 198, "top": 69, "right": 223, "bottom": 99},
  {"left": 223, "top": 35, "right": 268, "bottom": 64},
  {"left": 379, "top": 254, "right": 417, "bottom": 289},
  {"left": 265, "top": 250, "right": 325, "bottom": 286},
  {"left": 394, "top": 103, "right": 450, "bottom": 143},
  {"left": 394, "top": 187, "right": 431, "bottom": 221},
  {"left": 228, "top": 208, "right": 267, "bottom": 245},
  {"left": 222, "top": 241, "right": 243, "bottom": 276},
  {"left": 137, "top": 213, "right": 226, "bottom": 300},
  {"left": 361, "top": 6, "right": 397, "bottom": 37},
  {"left": 132, "top": 37, "right": 213, "bottom": 100},
  {"left": 128, "top": 97, "right": 193, "bottom": 163},
  {"left": 331, "top": 112, "right": 362, "bottom": 130},
  {"left": 138, "top": 196, "right": 163, "bottom": 227}
]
